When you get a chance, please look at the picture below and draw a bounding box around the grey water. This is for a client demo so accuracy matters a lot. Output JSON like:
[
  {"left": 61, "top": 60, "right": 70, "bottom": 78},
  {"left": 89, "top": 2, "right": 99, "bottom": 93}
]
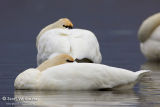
[{"left": 0, "top": 0, "right": 160, "bottom": 107}]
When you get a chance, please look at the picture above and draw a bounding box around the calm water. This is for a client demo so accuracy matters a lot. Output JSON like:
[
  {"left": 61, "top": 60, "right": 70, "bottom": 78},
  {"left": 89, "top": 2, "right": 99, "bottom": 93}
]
[{"left": 1, "top": 0, "right": 160, "bottom": 107}]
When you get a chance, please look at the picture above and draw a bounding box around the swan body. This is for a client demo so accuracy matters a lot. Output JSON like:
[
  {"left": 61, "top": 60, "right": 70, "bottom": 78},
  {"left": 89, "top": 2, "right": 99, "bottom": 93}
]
[
  {"left": 138, "top": 13, "right": 160, "bottom": 61},
  {"left": 37, "top": 28, "right": 102, "bottom": 65},
  {"left": 14, "top": 63, "right": 149, "bottom": 90}
]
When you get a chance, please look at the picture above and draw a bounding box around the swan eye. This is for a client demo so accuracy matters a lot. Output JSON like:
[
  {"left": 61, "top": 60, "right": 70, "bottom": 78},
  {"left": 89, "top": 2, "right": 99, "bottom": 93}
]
[
  {"left": 63, "top": 25, "right": 73, "bottom": 29},
  {"left": 66, "top": 59, "right": 74, "bottom": 62}
]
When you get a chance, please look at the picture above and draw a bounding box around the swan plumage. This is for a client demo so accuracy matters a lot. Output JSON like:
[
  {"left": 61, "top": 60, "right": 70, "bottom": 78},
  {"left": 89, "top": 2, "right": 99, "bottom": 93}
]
[
  {"left": 36, "top": 18, "right": 102, "bottom": 65},
  {"left": 138, "top": 13, "right": 160, "bottom": 61},
  {"left": 15, "top": 63, "right": 149, "bottom": 90}
]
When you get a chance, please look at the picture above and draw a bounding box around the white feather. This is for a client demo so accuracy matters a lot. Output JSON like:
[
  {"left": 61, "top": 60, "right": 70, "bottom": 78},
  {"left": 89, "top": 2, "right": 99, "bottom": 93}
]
[
  {"left": 14, "top": 68, "right": 41, "bottom": 89},
  {"left": 37, "top": 28, "right": 102, "bottom": 65}
]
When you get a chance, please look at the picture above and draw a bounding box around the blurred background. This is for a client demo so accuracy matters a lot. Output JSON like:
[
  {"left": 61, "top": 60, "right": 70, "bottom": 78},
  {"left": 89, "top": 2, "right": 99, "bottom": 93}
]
[{"left": 1, "top": 0, "right": 160, "bottom": 106}]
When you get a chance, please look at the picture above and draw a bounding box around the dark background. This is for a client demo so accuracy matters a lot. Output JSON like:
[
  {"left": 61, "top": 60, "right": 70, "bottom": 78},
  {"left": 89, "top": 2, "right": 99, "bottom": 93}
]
[
  {"left": 0, "top": 0, "right": 160, "bottom": 104},
  {"left": 1, "top": 0, "right": 160, "bottom": 66}
]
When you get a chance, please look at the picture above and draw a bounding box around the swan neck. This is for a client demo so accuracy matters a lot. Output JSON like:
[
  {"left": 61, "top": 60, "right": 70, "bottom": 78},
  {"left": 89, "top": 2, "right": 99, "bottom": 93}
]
[
  {"left": 138, "top": 13, "right": 160, "bottom": 42},
  {"left": 36, "top": 22, "right": 61, "bottom": 47}
]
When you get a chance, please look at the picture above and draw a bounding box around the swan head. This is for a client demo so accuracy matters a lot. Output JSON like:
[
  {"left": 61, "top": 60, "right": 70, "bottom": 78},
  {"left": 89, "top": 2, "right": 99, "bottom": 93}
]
[
  {"left": 54, "top": 18, "right": 73, "bottom": 29},
  {"left": 53, "top": 54, "right": 75, "bottom": 64},
  {"left": 37, "top": 54, "right": 75, "bottom": 71}
]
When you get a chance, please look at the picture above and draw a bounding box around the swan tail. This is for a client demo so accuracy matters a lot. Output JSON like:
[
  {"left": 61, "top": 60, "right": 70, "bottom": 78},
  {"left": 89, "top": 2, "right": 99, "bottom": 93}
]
[{"left": 136, "top": 70, "right": 151, "bottom": 80}]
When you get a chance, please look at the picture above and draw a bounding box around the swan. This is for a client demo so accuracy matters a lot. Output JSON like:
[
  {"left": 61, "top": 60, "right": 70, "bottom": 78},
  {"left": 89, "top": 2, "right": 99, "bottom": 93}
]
[
  {"left": 14, "top": 55, "right": 150, "bottom": 90},
  {"left": 36, "top": 18, "right": 102, "bottom": 65},
  {"left": 138, "top": 13, "right": 160, "bottom": 61}
]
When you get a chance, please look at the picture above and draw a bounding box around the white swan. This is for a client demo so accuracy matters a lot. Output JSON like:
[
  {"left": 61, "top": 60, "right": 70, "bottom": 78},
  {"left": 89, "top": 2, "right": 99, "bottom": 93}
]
[
  {"left": 138, "top": 13, "right": 160, "bottom": 61},
  {"left": 14, "top": 55, "right": 149, "bottom": 90},
  {"left": 36, "top": 18, "right": 102, "bottom": 65}
]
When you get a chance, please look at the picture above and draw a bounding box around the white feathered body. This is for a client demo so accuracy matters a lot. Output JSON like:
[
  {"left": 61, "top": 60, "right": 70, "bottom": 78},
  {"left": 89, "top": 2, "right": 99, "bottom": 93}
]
[
  {"left": 14, "top": 63, "right": 149, "bottom": 90},
  {"left": 140, "top": 26, "right": 160, "bottom": 60},
  {"left": 37, "top": 28, "right": 102, "bottom": 65}
]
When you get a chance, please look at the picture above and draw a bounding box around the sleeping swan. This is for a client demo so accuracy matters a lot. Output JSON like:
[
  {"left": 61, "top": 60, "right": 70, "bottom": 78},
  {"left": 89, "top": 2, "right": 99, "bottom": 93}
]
[
  {"left": 14, "top": 55, "right": 150, "bottom": 90},
  {"left": 36, "top": 18, "right": 102, "bottom": 65},
  {"left": 138, "top": 13, "right": 160, "bottom": 61}
]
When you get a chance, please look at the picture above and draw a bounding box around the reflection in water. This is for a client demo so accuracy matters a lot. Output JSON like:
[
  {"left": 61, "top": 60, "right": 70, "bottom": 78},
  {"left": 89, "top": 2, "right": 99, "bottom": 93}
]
[
  {"left": 13, "top": 61, "right": 160, "bottom": 107},
  {"left": 14, "top": 90, "right": 139, "bottom": 107},
  {"left": 141, "top": 61, "right": 160, "bottom": 90},
  {"left": 141, "top": 61, "right": 160, "bottom": 72},
  {"left": 139, "top": 61, "right": 160, "bottom": 107}
]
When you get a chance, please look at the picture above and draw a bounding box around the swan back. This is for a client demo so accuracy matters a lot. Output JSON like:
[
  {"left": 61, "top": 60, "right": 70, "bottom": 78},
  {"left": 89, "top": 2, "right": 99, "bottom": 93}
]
[
  {"left": 37, "top": 28, "right": 102, "bottom": 65},
  {"left": 38, "top": 63, "right": 149, "bottom": 90},
  {"left": 138, "top": 13, "right": 160, "bottom": 42}
]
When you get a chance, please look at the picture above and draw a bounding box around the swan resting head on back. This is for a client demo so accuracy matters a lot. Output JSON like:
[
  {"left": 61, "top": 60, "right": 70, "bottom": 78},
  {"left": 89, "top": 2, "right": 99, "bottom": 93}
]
[
  {"left": 14, "top": 54, "right": 150, "bottom": 90},
  {"left": 37, "top": 54, "right": 74, "bottom": 71}
]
